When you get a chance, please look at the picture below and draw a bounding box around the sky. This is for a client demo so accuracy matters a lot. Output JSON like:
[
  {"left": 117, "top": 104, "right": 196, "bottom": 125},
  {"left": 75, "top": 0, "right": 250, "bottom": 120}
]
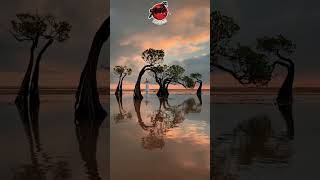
[
  {"left": 110, "top": 0, "right": 210, "bottom": 90},
  {"left": 0, "top": 0, "right": 109, "bottom": 87},
  {"left": 212, "top": 0, "right": 320, "bottom": 87},
  {"left": 1, "top": 0, "right": 319, "bottom": 88}
]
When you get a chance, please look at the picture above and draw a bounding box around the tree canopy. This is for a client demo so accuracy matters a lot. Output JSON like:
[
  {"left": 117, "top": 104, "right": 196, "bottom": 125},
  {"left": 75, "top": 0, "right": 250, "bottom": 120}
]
[
  {"left": 150, "top": 64, "right": 185, "bottom": 87},
  {"left": 190, "top": 73, "right": 202, "bottom": 82},
  {"left": 181, "top": 76, "right": 196, "bottom": 88},
  {"left": 257, "top": 35, "right": 296, "bottom": 61},
  {"left": 142, "top": 48, "right": 165, "bottom": 65},
  {"left": 113, "top": 65, "right": 132, "bottom": 77},
  {"left": 211, "top": 11, "right": 275, "bottom": 86},
  {"left": 11, "top": 13, "right": 71, "bottom": 42}
]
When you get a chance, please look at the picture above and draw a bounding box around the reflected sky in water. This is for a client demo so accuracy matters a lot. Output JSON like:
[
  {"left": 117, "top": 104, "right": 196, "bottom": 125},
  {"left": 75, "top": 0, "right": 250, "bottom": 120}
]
[{"left": 110, "top": 93, "right": 210, "bottom": 180}]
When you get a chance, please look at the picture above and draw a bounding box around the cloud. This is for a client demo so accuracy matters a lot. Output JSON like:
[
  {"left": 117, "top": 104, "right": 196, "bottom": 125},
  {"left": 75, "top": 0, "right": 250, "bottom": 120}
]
[
  {"left": 119, "top": 30, "right": 209, "bottom": 58},
  {"left": 110, "top": 0, "right": 210, "bottom": 87}
]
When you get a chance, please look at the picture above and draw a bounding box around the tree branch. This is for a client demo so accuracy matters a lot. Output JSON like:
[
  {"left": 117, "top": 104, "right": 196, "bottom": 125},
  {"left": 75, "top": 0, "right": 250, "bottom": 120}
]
[
  {"left": 10, "top": 31, "right": 32, "bottom": 42},
  {"left": 213, "top": 63, "right": 251, "bottom": 85},
  {"left": 35, "top": 39, "right": 54, "bottom": 63},
  {"left": 276, "top": 50, "right": 294, "bottom": 66}
]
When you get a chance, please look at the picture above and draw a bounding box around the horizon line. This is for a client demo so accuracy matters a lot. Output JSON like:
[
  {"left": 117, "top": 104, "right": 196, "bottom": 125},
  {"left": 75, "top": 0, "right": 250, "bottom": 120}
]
[{"left": 1, "top": 86, "right": 320, "bottom": 89}]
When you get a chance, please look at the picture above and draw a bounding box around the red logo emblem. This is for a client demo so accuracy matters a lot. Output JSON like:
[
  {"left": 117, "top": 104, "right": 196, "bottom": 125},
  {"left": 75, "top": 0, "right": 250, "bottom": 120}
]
[{"left": 148, "top": 1, "right": 169, "bottom": 25}]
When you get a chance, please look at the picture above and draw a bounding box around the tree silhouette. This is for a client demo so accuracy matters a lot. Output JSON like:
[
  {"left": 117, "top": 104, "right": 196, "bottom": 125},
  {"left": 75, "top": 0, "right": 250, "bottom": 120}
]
[
  {"left": 10, "top": 12, "right": 71, "bottom": 104},
  {"left": 180, "top": 75, "right": 196, "bottom": 89},
  {"left": 133, "top": 48, "right": 164, "bottom": 100},
  {"left": 211, "top": 11, "right": 272, "bottom": 86},
  {"left": 257, "top": 35, "right": 296, "bottom": 105},
  {"left": 75, "top": 17, "right": 109, "bottom": 120},
  {"left": 211, "top": 11, "right": 296, "bottom": 104},
  {"left": 190, "top": 73, "right": 202, "bottom": 96},
  {"left": 113, "top": 65, "right": 132, "bottom": 96},
  {"left": 149, "top": 64, "right": 187, "bottom": 98}
]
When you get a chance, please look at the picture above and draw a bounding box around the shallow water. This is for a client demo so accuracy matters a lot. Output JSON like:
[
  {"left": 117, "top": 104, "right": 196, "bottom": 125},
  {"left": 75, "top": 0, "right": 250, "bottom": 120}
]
[
  {"left": 2, "top": 92, "right": 319, "bottom": 180},
  {"left": 110, "top": 93, "right": 210, "bottom": 180},
  {"left": 0, "top": 95, "right": 108, "bottom": 180},
  {"left": 212, "top": 93, "right": 320, "bottom": 180}
]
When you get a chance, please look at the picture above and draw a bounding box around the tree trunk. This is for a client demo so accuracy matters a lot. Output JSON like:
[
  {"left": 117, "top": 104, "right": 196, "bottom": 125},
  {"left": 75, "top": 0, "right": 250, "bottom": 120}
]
[
  {"left": 197, "top": 80, "right": 202, "bottom": 96},
  {"left": 15, "top": 38, "right": 39, "bottom": 104},
  {"left": 75, "top": 18, "right": 110, "bottom": 120},
  {"left": 277, "top": 60, "right": 295, "bottom": 105},
  {"left": 157, "top": 85, "right": 169, "bottom": 98},
  {"left": 118, "top": 74, "right": 126, "bottom": 96},
  {"left": 115, "top": 77, "right": 121, "bottom": 96},
  {"left": 134, "top": 65, "right": 151, "bottom": 100},
  {"left": 30, "top": 39, "right": 54, "bottom": 105}
]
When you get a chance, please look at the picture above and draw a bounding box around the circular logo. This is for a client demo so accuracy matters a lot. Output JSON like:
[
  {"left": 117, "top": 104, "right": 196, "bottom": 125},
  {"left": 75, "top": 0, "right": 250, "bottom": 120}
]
[{"left": 148, "top": 1, "right": 169, "bottom": 25}]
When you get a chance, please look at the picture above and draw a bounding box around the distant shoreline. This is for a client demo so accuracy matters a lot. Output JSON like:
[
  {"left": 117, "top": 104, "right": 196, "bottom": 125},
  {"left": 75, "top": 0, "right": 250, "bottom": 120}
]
[
  {"left": 1, "top": 87, "right": 320, "bottom": 95},
  {"left": 0, "top": 87, "right": 209, "bottom": 95}
]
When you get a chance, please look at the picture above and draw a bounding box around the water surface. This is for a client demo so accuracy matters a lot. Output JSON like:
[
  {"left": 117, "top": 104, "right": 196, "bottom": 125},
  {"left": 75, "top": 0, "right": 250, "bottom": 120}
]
[
  {"left": 110, "top": 93, "right": 210, "bottom": 180},
  {"left": 212, "top": 92, "right": 320, "bottom": 180},
  {"left": 0, "top": 95, "right": 108, "bottom": 180}
]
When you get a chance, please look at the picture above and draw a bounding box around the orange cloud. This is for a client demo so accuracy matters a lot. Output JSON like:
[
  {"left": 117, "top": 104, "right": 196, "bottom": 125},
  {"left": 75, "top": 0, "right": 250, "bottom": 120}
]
[{"left": 118, "top": 6, "right": 210, "bottom": 60}]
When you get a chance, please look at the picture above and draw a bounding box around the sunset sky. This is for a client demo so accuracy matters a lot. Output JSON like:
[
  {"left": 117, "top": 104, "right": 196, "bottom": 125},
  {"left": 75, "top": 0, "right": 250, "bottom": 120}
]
[
  {"left": 1, "top": 0, "right": 319, "bottom": 88},
  {"left": 110, "top": 0, "right": 210, "bottom": 90}
]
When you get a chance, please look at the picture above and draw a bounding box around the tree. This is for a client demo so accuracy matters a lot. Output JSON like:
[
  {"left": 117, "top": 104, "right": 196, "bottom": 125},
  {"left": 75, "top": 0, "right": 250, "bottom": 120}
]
[
  {"left": 190, "top": 73, "right": 202, "bottom": 96},
  {"left": 133, "top": 48, "right": 164, "bottom": 100},
  {"left": 211, "top": 10, "right": 239, "bottom": 71},
  {"left": 10, "top": 12, "right": 71, "bottom": 104},
  {"left": 257, "top": 35, "right": 296, "bottom": 105},
  {"left": 75, "top": 17, "right": 109, "bottom": 120},
  {"left": 113, "top": 65, "right": 132, "bottom": 96},
  {"left": 149, "top": 64, "right": 186, "bottom": 98},
  {"left": 211, "top": 11, "right": 272, "bottom": 87},
  {"left": 211, "top": 11, "right": 296, "bottom": 104},
  {"left": 180, "top": 75, "right": 196, "bottom": 89}
]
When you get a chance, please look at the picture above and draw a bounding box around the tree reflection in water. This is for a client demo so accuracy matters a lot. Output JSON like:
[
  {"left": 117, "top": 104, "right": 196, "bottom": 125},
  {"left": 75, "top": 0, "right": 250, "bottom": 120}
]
[
  {"left": 13, "top": 98, "right": 71, "bottom": 180},
  {"left": 211, "top": 104, "right": 295, "bottom": 180},
  {"left": 75, "top": 107, "right": 106, "bottom": 180},
  {"left": 113, "top": 95, "right": 132, "bottom": 124},
  {"left": 133, "top": 96, "right": 202, "bottom": 150}
]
